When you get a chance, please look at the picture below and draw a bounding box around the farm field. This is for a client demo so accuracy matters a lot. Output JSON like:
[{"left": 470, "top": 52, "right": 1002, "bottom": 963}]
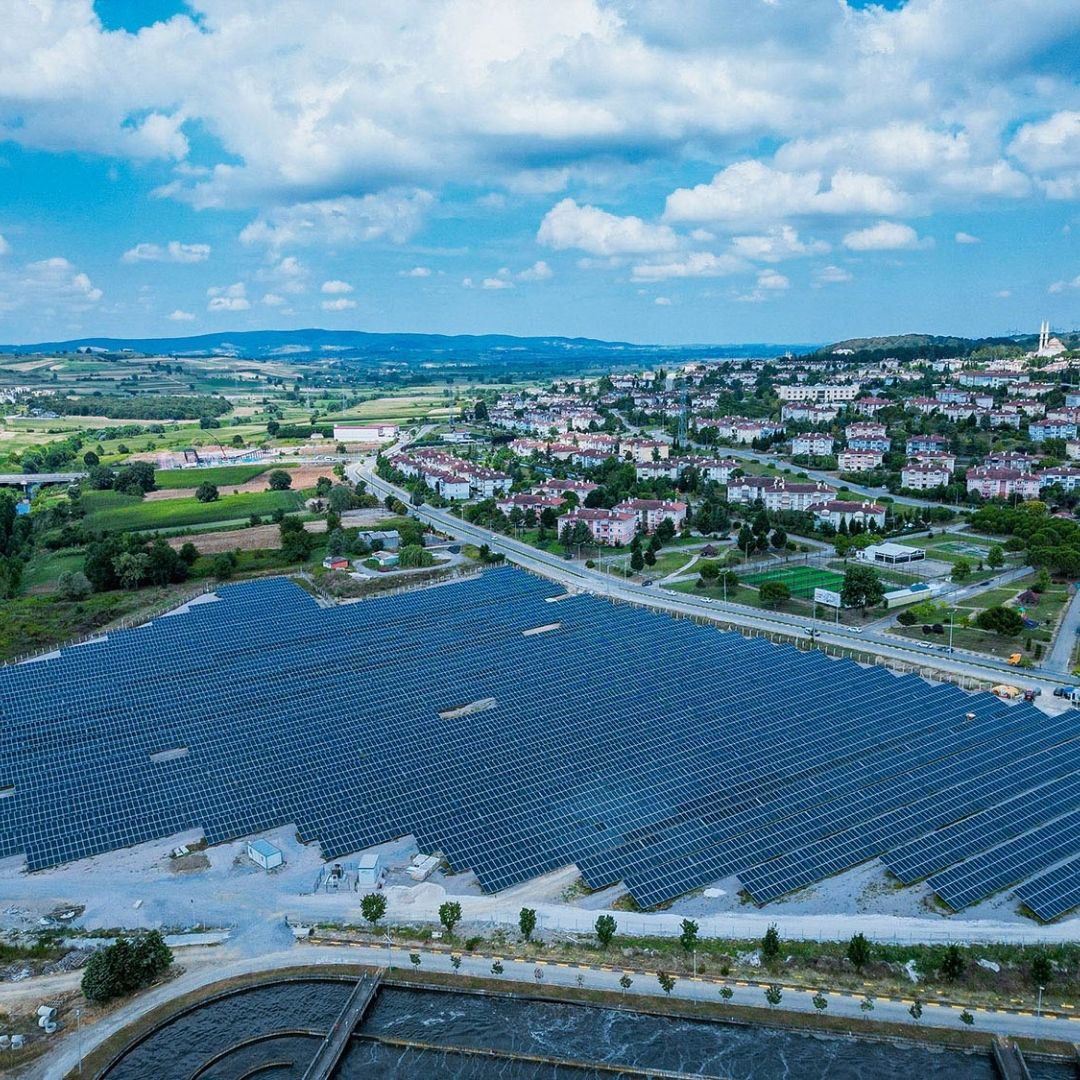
[
  {"left": 165, "top": 519, "right": 326, "bottom": 554},
  {"left": 81, "top": 488, "right": 305, "bottom": 532},
  {"left": 146, "top": 464, "right": 333, "bottom": 500},
  {"left": 154, "top": 464, "right": 270, "bottom": 488}
]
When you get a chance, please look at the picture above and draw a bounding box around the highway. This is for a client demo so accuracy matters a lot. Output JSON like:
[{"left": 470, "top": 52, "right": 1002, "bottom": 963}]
[{"left": 349, "top": 457, "right": 1075, "bottom": 694}]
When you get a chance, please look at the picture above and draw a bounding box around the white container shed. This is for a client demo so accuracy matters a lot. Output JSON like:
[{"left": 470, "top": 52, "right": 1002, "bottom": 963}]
[
  {"left": 357, "top": 852, "right": 381, "bottom": 886},
  {"left": 247, "top": 839, "right": 284, "bottom": 870}
]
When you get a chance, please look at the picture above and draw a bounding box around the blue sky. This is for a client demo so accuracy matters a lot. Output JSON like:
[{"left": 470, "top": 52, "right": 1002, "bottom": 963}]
[{"left": 0, "top": 1, "right": 1077, "bottom": 346}]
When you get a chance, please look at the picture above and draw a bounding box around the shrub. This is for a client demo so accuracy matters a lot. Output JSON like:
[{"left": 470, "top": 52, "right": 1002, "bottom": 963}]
[
  {"left": 267, "top": 469, "right": 293, "bottom": 491},
  {"left": 195, "top": 481, "right": 219, "bottom": 503},
  {"left": 57, "top": 570, "right": 92, "bottom": 601},
  {"left": 80, "top": 931, "right": 173, "bottom": 1003}
]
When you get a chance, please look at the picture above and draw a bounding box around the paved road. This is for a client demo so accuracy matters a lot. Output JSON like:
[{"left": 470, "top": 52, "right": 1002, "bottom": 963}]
[
  {"left": 32, "top": 940, "right": 1080, "bottom": 1079},
  {"left": 1045, "top": 585, "right": 1080, "bottom": 676},
  {"left": 351, "top": 460, "right": 1076, "bottom": 693}
]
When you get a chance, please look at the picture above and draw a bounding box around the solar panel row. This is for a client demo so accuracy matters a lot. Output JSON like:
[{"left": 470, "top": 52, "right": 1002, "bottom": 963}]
[{"left": 2, "top": 568, "right": 1080, "bottom": 919}]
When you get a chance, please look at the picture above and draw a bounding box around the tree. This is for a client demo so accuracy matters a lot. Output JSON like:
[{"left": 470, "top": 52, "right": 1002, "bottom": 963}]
[
  {"left": 113, "top": 461, "right": 156, "bottom": 496},
  {"left": 315, "top": 476, "right": 333, "bottom": 497},
  {"left": 147, "top": 538, "right": 185, "bottom": 586},
  {"left": 267, "top": 419, "right": 280, "bottom": 437},
  {"left": 361, "top": 892, "right": 387, "bottom": 927},
  {"left": 758, "top": 580, "right": 791, "bottom": 607},
  {"left": 212, "top": 553, "right": 235, "bottom": 580},
  {"left": 328, "top": 484, "right": 354, "bottom": 512},
  {"left": 519, "top": 907, "right": 537, "bottom": 940},
  {"left": 450, "top": 953, "right": 462, "bottom": 970},
  {"left": 268, "top": 469, "right": 293, "bottom": 490},
  {"left": 399, "top": 543, "right": 435, "bottom": 569},
  {"left": 951, "top": 556, "right": 973, "bottom": 582},
  {"left": 81, "top": 931, "right": 173, "bottom": 1003},
  {"left": 1030, "top": 952, "right": 1053, "bottom": 987},
  {"left": 765, "top": 983, "right": 783, "bottom": 1007},
  {"left": 178, "top": 542, "right": 200, "bottom": 565},
  {"left": 491, "top": 959, "right": 504, "bottom": 975},
  {"left": 812, "top": 991, "right": 828, "bottom": 1013},
  {"left": 644, "top": 547, "right": 657, "bottom": 567},
  {"left": 473, "top": 400, "right": 489, "bottom": 422},
  {"left": 939, "top": 943, "right": 965, "bottom": 981},
  {"left": 113, "top": 551, "right": 150, "bottom": 590},
  {"left": 657, "top": 970, "right": 676, "bottom": 995},
  {"left": 841, "top": 565, "right": 885, "bottom": 611},
  {"left": 630, "top": 547, "right": 645, "bottom": 573},
  {"left": 959, "top": 1009, "right": 974, "bottom": 1026},
  {"left": 280, "top": 517, "right": 314, "bottom": 562},
  {"left": 761, "top": 923, "right": 781, "bottom": 964},
  {"left": 595, "top": 914, "right": 617, "bottom": 948},
  {"left": 619, "top": 973, "right": 633, "bottom": 991},
  {"left": 679, "top": 918, "right": 699, "bottom": 952},
  {"left": 770, "top": 528, "right": 787, "bottom": 549},
  {"left": 326, "top": 528, "right": 347, "bottom": 557},
  {"left": 438, "top": 901, "right": 462, "bottom": 936},
  {"left": 909, "top": 998, "right": 923, "bottom": 1024},
  {"left": 57, "top": 570, "right": 92, "bottom": 601},
  {"left": 409, "top": 951, "right": 421, "bottom": 969},
  {"left": 719, "top": 985, "right": 733, "bottom": 1001},
  {"left": 846, "top": 932, "right": 871, "bottom": 972},
  {"left": 82, "top": 450, "right": 100, "bottom": 468},
  {"left": 195, "top": 481, "right": 219, "bottom": 503},
  {"left": 860, "top": 993, "right": 875, "bottom": 1017},
  {"left": 975, "top": 605, "right": 1023, "bottom": 635},
  {"left": 988, "top": 544, "right": 1005, "bottom": 569}
]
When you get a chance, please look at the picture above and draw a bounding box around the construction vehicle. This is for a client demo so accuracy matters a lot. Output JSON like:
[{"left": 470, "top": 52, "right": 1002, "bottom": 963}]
[
  {"left": 992, "top": 684, "right": 1021, "bottom": 699},
  {"left": 1007, "top": 653, "right": 1023, "bottom": 666}
]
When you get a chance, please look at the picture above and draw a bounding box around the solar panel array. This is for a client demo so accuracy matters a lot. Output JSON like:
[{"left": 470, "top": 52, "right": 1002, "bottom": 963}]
[{"left": 3, "top": 568, "right": 1080, "bottom": 920}]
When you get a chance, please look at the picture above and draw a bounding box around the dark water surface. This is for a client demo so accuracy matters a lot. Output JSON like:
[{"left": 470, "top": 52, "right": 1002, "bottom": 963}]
[{"left": 102, "top": 979, "right": 1075, "bottom": 1080}]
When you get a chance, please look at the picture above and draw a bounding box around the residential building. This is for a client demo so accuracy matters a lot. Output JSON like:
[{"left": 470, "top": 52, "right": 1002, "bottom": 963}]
[
  {"left": 613, "top": 498, "right": 688, "bottom": 533},
  {"left": 854, "top": 396, "right": 891, "bottom": 416},
  {"left": 535, "top": 478, "right": 599, "bottom": 497},
  {"left": 905, "top": 434, "right": 950, "bottom": 454},
  {"left": 776, "top": 383, "right": 860, "bottom": 403},
  {"left": 965, "top": 467, "right": 1041, "bottom": 500},
  {"left": 559, "top": 507, "right": 637, "bottom": 546},
  {"left": 792, "top": 434, "right": 835, "bottom": 457},
  {"left": 901, "top": 463, "right": 951, "bottom": 490},
  {"left": 726, "top": 476, "right": 836, "bottom": 512},
  {"left": 496, "top": 492, "right": 565, "bottom": 515},
  {"left": 809, "top": 500, "right": 887, "bottom": 530},
  {"left": 624, "top": 439, "right": 671, "bottom": 463},
  {"left": 635, "top": 461, "right": 680, "bottom": 481},
  {"left": 838, "top": 449, "right": 885, "bottom": 471},
  {"left": 1039, "top": 466, "right": 1080, "bottom": 493},
  {"left": 781, "top": 403, "right": 839, "bottom": 423},
  {"left": 911, "top": 450, "right": 957, "bottom": 471},
  {"left": 1030, "top": 420, "right": 1078, "bottom": 442},
  {"left": 681, "top": 457, "right": 740, "bottom": 483}
]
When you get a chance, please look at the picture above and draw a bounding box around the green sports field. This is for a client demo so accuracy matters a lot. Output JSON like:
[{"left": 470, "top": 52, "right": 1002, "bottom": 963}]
[{"left": 742, "top": 564, "right": 845, "bottom": 598}]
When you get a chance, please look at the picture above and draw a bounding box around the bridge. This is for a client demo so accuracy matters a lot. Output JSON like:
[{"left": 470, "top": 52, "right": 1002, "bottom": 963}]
[
  {"left": 301, "top": 971, "right": 382, "bottom": 1080},
  {"left": 0, "top": 471, "right": 85, "bottom": 491}
]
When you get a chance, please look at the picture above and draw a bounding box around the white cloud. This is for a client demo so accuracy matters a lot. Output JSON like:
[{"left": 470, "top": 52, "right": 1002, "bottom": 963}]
[
  {"left": 1049, "top": 275, "right": 1080, "bottom": 293},
  {"left": 1009, "top": 111, "right": 1080, "bottom": 173},
  {"left": 0, "top": 255, "right": 103, "bottom": 316},
  {"left": 631, "top": 251, "right": 744, "bottom": 282},
  {"left": 167, "top": 309, "right": 195, "bottom": 321},
  {"left": 321, "top": 297, "right": 357, "bottom": 310},
  {"left": 207, "top": 282, "right": 249, "bottom": 311},
  {"left": 654, "top": 296, "right": 672, "bottom": 306},
  {"left": 538, "top": 198, "right": 678, "bottom": 256},
  {"left": 813, "top": 264, "right": 853, "bottom": 285},
  {"left": 994, "top": 289, "right": 1012, "bottom": 298},
  {"left": 482, "top": 277, "right": 514, "bottom": 290},
  {"left": 122, "top": 241, "right": 210, "bottom": 264},
  {"left": 731, "top": 225, "right": 828, "bottom": 262},
  {"left": 240, "top": 191, "right": 433, "bottom": 248},
  {"left": 321, "top": 279, "right": 354, "bottom": 294},
  {"left": 842, "top": 221, "right": 931, "bottom": 251},
  {"left": 400, "top": 266, "right": 431, "bottom": 277},
  {"left": 517, "top": 260, "right": 553, "bottom": 282},
  {"left": 954, "top": 231, "right": 980, "bottom": 244},
  {"left": 0, "top": 234, "right": 9, "bottom": 256},
  {"left": 665, "top": 162, "right": 908, "bottom": 224},
  {"left": 756, "top": 268, "right": 789, "bottom": 290},
  {"left": 261, "top": 293, "right": 285, "bottom": 306}
]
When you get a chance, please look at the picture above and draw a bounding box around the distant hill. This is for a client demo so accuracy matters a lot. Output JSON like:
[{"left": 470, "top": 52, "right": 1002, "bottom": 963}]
[
  {"left": 0, "top": 328, "right": 806, "bottom": 367},
  {"left": 812, "top": 331, "right": 1078, "bottom": 360}
]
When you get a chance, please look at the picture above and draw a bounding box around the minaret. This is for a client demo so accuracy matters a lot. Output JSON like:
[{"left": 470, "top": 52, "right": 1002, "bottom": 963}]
[{"left": 1039, "top": 321, "right": 1049, "bottom": 352}]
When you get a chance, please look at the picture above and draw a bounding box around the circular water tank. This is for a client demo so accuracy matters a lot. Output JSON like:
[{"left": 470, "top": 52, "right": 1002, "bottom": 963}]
[
  {"left": 44, "top": 1021, "right": 57, "bottom": 1034},
  {"left": 11, "top": 1034, "right": 24, "bottom": 1049},
  {"left": 0, "top": 1034, "right": 10, "bottom": 1048},
  {"left": 36, "top": 1005, "right": 56, "bottom": 1019}
]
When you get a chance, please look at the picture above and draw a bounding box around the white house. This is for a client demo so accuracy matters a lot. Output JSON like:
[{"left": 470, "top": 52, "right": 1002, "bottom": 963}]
[
  {"left": 333, "top": 424, "right": 399, "bottom": 443},
  {"left": 792, "top": 434, "right": 835, "bottom": 457},
  {"left": 247, "top": 839, "right": 284, "bottom": 870},
  {"left": 809, "top": 500, "right": 886, "bottom": 530}
]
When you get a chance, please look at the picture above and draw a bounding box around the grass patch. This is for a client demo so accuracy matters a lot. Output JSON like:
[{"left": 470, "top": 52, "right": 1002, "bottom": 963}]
[
  {"left": 742, "top": 564, "right": 845, "bottom": 598},
  {"left": 83, "top": 489, "right": 304, "bottom": 532},
  {"left": 21, "top": 549, "right": 85, "bottom": 591},
  {"left": 153, "top": 464, "right": 271, "bottom": 488}
]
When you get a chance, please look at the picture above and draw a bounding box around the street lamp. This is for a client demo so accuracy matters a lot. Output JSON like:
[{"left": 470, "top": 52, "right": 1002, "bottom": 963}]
[{"left": 1037, "top": 983, "right": 1044, "bottom": 1043}]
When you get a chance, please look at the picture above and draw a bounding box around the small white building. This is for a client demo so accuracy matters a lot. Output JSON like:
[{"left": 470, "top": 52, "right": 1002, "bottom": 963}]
[
  {"left": 857, "top": 542, "right": 925, "bottom": 565},
  {"left": 357, "top": 852, "right": 382, "bottom": 886},
  {"left": 247, "top": 839, "right": 284, "bottom": 870}
]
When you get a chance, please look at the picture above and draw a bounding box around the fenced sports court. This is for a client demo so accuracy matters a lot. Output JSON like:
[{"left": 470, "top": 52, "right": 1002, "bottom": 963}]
[{"left": 741, "top": 563, "right": 845, "bottom": 598}]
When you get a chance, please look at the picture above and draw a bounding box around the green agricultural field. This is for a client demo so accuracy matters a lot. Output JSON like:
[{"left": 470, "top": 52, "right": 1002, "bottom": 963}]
[
  {"left": 154, "top": 464, "right": 271, "bottom": 488},
  {"left": 742, "top": 564, "right": 846, "bottom": 598},
  {"left": 21, "top": 550, "right": 85, "bottom": 591},
  {"left": 82, "top": 488, "right": 304, "bottom": 532}
]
